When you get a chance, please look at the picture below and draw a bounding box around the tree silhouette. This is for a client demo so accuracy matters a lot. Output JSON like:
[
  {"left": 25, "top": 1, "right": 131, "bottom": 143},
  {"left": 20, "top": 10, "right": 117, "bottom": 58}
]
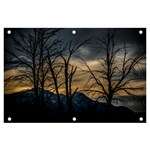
[
  {"left": 5, "top": 28, "right": 61, "bottom": 105},
  {"left": 82, "top": 31, "right": 145, "bottom": 105},
  {"left": 4, "top": 28, "right": 146, "bottom": 122},
  {"left": 58, "top": 40, "right": 89, "bottom": 117},
  {"left": 45, "top": 39, "right": 64, "bottom": 111}
]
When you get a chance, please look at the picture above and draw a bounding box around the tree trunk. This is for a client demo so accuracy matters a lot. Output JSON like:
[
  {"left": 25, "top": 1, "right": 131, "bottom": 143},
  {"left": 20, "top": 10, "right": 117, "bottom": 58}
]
[
  {"left": 107, "top": 95, "right": 112, "bottom": 105},
  {"left": 34, "top": 87, "right": 40, "bottom": 105}
]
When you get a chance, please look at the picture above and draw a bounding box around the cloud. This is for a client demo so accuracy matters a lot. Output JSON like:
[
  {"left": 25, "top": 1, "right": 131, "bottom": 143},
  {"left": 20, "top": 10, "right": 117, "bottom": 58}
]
[
  {"left": 4, "top": 28, "right": 146, "bottom": 97},
  {"left": 79, "top": 47, "right": 91, "bottom": 56},
  {"left": 4, "top": 69, "right": 20, "bottom": 80}
]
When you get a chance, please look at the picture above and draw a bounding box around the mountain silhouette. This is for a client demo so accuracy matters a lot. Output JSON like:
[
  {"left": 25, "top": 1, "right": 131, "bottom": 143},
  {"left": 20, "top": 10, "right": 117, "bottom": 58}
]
[{"left": 4, "top": 89, "right": 146, "bottom": 122}]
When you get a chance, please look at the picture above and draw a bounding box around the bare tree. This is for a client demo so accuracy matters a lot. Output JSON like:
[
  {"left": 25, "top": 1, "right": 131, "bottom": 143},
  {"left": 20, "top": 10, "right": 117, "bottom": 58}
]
[
  {"left": 45, "top": 39, "right": 64, "bottom": 111},
  {"left": 5, "top": 28, "right": 61, "bottom": 105},
  {"left": 82, "top": 31, "right": 146, "bottom": 105},
  {"left": 58, "top": 40, "right": 89, "bottom": 117},
  {"left": 36, "top": 29, "right": 62, "bottom": 105}
]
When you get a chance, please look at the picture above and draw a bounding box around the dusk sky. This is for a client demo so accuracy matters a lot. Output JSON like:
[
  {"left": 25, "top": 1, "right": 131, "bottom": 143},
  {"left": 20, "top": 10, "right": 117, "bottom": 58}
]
[{"left": 4, "top": 28, "right": 146, "bottom": 100}]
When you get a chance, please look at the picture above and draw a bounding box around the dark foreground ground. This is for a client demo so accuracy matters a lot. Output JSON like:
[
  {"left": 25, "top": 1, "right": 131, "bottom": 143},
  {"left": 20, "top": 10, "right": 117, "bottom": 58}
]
[{"left": 4, "top": 91, "right": 146, "bottom": 123}]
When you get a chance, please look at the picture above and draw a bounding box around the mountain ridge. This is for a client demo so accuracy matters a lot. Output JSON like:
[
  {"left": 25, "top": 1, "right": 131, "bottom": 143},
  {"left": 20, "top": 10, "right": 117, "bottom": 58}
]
[{"left": 4, "top": 89, "right": 146, "bottom": 122}]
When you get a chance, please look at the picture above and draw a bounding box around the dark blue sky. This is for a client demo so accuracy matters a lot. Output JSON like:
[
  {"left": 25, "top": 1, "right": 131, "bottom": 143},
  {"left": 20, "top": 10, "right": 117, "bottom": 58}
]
[{"left": 4, "top": 28, "right": 146, "bottom": 78}]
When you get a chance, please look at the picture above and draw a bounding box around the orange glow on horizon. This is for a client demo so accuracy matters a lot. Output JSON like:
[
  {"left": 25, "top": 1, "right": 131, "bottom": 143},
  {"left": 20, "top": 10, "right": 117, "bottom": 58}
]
[{"left": 4, "top": 58, "right": 146, "bottom": 97}]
